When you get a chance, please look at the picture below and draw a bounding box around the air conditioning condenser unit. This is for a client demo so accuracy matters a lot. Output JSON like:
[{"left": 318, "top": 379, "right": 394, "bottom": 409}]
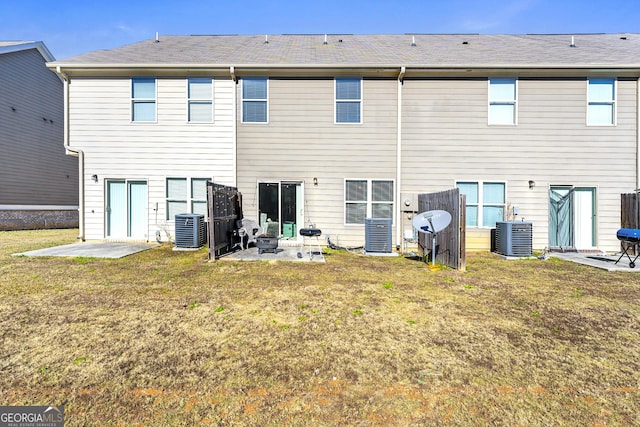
[
  {"left": 174, "top": 213, "right": 207, "bottom": 249},
  {"left": 365, "top": 218, "right": 392, "bottom": 253},
  {"left": 495, "top": 221, "right": 532, "bottom": 257}
]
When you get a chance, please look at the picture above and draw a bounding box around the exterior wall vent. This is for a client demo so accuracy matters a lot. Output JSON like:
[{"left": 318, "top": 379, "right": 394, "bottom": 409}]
[
  {"left": 495, "top": 221, "right": 532, "bottom": 257},
  {"left": 174, "top": 213, "right": 207, "bottom": 249},
  {"left": 365, "top": 218, "right": 392, "bottom": 253}
]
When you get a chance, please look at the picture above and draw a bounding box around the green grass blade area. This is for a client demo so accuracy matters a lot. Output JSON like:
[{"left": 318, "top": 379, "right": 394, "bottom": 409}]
[{"left": 0, "top": 229, "right": 639, "bottom": 426}]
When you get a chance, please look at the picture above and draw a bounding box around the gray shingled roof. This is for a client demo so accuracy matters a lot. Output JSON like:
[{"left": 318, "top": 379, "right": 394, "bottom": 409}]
[{"left": 54, "top": 34, "right": 640, "bottom": 68}]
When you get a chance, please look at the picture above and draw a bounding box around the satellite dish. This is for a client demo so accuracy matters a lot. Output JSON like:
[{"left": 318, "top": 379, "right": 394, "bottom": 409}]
[
  {"left": 411, "top": 210, "right": 453, "bottom": 266},
  {"left": 412, "top": 210, "right": 452, "bottom": 234}
]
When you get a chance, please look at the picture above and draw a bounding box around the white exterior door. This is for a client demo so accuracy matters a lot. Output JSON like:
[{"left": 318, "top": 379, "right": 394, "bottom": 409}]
[
  {"left": 128, "top": 181, "right": 148, "bottom": 239},
  {"left": 549, "top": 186, "right": 595, "bottom": 250},
  {"left": 107, "top": 181, "right": 127, "bottom": 237},
  {"left": 574, "top": 188, "right": 595, "bottom": 249},
  {"left": 107, "top": 180, "right": 148, "bottom": 239}
]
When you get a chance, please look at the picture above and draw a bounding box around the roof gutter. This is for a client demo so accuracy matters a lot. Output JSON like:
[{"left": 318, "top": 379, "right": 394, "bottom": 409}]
[
  {"left": 57, "top": 66, "right": 85, "bottom": 241},
  {"left": 49, "top": 62, "right": 640, "bottom": 70}
]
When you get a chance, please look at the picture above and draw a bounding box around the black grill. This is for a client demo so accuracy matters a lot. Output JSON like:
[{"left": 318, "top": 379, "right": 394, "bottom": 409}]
[{"left": 615, "top": 228, "right": 640, "bottom": 268}]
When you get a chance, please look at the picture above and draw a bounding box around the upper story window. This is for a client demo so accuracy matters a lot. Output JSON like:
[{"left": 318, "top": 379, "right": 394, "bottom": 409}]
[
  {"left": 587, "top": 78, "right": 616, "bottom": 126},
  {"left": 345, "top": 179, "right": 394, "bottom": 224},
  {"left": 131, "top": 78, "right": 156, "bottom": 122},
  {"left": 488, "top": 78, "right": 517, "bottom": 125},
  {"left": 242, "top": 78, "right": 268, "bottom": 123},
  {"left": 188, "top": 78, "right": 213, "bottom": 123},
  {"left": 166, "top": 177, "right": 209, "bottom": 220},
  {"left": 335, "top": 78, "right": 362, "bottom": 123},
  {"left": 457, "top": 181, "right": 505, "bottom": 227}
]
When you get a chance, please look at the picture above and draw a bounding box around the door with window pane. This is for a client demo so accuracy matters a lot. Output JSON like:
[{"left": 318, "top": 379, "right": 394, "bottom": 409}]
[
  {"left": 107, "top": 181, "right": 126, "bottom": 237},
  {"left": 258, "top": 181, "right": 304, "bottom": 240},
  {"left": 549, "top": 186, "right": 595, "bottom": 249},
  {"left": 107, "top": 180, "right": 148, "bottom": 239}
]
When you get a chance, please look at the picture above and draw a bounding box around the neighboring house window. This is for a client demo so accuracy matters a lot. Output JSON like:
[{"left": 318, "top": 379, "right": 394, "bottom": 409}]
[
  {"left": 345, "top": 179, "right": 394, "bottom": 224},
  {"left": 131, "top": 78, "right": 156, "bottom": 122},
  {"left": 166, "top": 177, "right": 209, "bottom": 220},
  {"left": 488, "top": 78, "right": 517, "bottom": 125},
  {"left": 335, "top": 78, "right": 362, "bottom": 123},
  {"left": 457, "top": 181, "right": 505, "bottom": 227},
  {"left": 242, "top": 78, "right": 268, "bottom": 123},
  {"left": 188, "top": 78, "right": 213, "bottom": 122},
  {"left": 587, "top": 78, "right": 616, "bottom": 126}
]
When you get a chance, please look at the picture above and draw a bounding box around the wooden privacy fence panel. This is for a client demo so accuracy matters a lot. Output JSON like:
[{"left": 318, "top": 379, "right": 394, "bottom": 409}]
[
  {"left": 621, "top": 193, "right": 639, "bottom": 229},
  {"left": 621, "top": 192, "right": 640, "bottom": 255},
  {"left": 207, "top": 182, "right": 243, "bottom": 260},
  {"left": 418, "top": 189, "right": 466, "bottom": 271}
]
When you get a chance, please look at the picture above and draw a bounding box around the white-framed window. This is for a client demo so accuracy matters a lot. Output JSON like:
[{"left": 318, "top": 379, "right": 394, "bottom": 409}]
[
  {"left": 457, "top": 181, "right": 505, "bottom": 227},
  {"left": 187, "top": 78, "right": 213, "bottom": 123},
  {"left": 345, "top": 179, "right": 394, "bottom": 224},
  {"left": 242, "top": 78, "right": 268, "bottom": 123},
  {"left": 587, "top": 78, "right": 616, "bottom": 126},
  {"left": 488, "top": 78, "right": 517, "bottom": 125},
  {"left": 166, "top": 177, "right": 210, "bottom": 220},
  {"left": 335, "top": 78, "right": 362, "bottom": 123},
  {"left": 131, "top": 78, "right": 156, "bottom": 122}
]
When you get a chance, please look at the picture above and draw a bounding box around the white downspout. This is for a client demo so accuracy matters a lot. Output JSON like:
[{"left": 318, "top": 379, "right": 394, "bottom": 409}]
[
  {"left": 636, "top": 78, "right": 640, "bottom": 229},
  {"left": 57, "top": 66, "right": 85, "bottom": 241},
  {"left": 230, "top": 66, "right": 237, "bottom": 187},
  {"left": 396, "top": 66, "right": 406, "bottom": 251}
]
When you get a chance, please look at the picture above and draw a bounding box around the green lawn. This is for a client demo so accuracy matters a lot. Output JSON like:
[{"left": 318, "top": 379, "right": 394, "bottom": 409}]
[{"left": 0, "top": 229, "right": 638, "bottom": 426}]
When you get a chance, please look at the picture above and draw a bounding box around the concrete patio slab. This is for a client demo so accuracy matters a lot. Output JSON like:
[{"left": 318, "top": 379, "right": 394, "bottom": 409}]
[
  {"left": 549, "top": 251, "right": 640, "bottom": 272},
  {"left": 219, "top": 245, "right": 325, "bottom": 262},
  {"left": 14, "top": 242, "right": 160, "bottom": 259}
]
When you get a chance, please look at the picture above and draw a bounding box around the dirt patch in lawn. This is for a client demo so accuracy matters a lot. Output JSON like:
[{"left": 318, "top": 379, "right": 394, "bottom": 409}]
[{"left": 0, "top": 229, "right": 639, "bottom": 426}]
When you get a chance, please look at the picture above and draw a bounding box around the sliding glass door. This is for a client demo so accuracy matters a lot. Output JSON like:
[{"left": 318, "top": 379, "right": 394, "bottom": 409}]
[{"left": 258, "top": 181, "right": 304, "bottom": 240}]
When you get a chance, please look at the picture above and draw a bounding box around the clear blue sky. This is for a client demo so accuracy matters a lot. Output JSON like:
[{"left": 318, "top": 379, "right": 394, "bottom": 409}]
[{"left": 1, "top": 0, "right": 638, "bottom": 60}]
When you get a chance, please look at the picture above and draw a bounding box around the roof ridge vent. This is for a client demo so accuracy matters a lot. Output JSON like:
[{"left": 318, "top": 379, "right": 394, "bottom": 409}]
[{"left": 570, "top": 35, "right": 576, "bottom": 47}]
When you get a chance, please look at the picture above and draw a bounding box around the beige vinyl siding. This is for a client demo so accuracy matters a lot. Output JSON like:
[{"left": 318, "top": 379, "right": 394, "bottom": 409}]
[
  {"left": 237, "top": 77, "right": 398, "bottom": 246},
  {"left": 0, "top": 48, "right": 77, "bottom": 206},
  {"left": 401, "top": 77, "right": 637, "bottom": 252},
  {"left": 68, "top": 76, "right": 235, "bottom": 240}
]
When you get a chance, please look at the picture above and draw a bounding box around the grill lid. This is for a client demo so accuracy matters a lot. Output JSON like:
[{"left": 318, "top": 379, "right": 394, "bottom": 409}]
[{"left": 617, "top": 228, "right": 640, "bottom": 243}]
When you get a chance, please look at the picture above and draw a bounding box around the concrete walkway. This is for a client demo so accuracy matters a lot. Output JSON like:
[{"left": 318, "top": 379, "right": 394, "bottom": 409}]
[{"left": 14, "top": 242, "right": 160, "bottom": 259}]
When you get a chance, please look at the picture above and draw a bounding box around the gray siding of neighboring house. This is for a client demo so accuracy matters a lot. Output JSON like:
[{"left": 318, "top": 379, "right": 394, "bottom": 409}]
[
  {"left": 68, "top": 76, "right": 235, "bottom": 241},
  {"left": 0, "top": 48, "right": 78, "bottom": 207},
  {"left": 401, "top": 77, "right": 638, "bottom": 252},
  {"left": 236, "top": 77, "right": 398, "bottom": 246}
]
